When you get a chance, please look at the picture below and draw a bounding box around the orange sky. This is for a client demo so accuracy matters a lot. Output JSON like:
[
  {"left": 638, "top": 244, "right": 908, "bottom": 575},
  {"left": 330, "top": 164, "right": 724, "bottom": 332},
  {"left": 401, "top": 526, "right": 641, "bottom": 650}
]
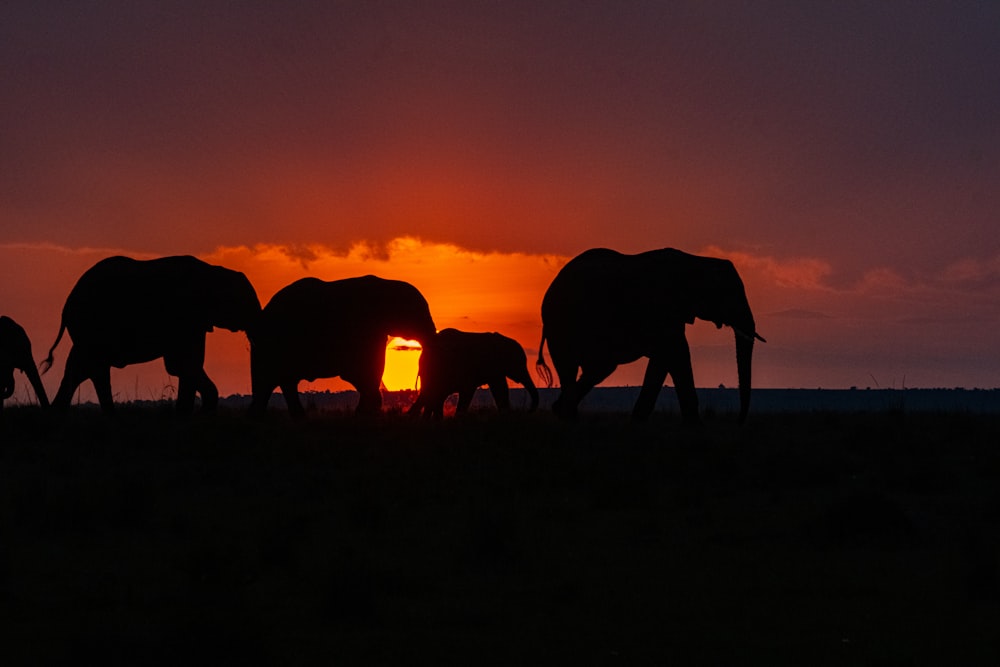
[
  {"left": 2, "top": 2, "right": 1000, "bottom": 403},
  {"left": 3, "top": 235, "right": 998, "bottom": 407}
]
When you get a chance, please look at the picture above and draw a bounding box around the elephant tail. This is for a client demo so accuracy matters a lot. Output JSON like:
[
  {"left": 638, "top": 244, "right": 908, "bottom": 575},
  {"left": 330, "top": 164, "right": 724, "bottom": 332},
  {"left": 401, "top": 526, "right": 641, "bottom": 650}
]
[
  {"left": 39, "top": 321, "right": 67, "bottom": 375},
  {"left": 535, "top": 330, "right": 554, "bottom": 388}
]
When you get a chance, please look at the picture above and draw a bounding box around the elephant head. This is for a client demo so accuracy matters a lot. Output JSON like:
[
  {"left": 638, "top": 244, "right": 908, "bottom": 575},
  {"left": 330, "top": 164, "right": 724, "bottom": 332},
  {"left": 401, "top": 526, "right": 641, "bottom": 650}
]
[
  {"left": 201, "top": 265, "right": 263, "bottom": 336},
  {"left": 1, "top": 372, "right": 14, "bottom": 400},
  {"left": 374, "top": 278, "right": 438, "bottom": 342},
  {"left": 0, "top": 315, "right": 50, "bottom": 409},
  {"left": 666, "top": 254, "right": 765, "bottom": 423}
]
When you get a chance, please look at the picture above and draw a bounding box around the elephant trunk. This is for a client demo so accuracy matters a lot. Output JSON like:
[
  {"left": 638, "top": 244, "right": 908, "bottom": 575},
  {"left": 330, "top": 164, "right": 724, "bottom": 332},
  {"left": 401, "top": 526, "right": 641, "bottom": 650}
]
[
  {"left": 525, "top": 379, "right": 539, "bottom": 412},
  {"left": 736, "top": 331, "right": 754, "bottom": 425},
  {"left": 735, "top": 326, "right": 754, "bottom": 424},
  {"left": 25, "top": 363, "right": 50, "bottom": 408}
]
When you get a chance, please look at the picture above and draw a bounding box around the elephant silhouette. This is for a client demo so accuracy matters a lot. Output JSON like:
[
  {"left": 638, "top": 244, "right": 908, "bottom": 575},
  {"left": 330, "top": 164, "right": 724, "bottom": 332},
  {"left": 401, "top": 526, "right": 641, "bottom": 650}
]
[
  {"left": 537, "top": 248, "right": 765, "bottom": 424},
  {"left": 41, "top": 255, "right": 261, "bottom": 414},
  {"left": 0, "top": 315, "right": 49, "bottom": 412},
  {"left": 408, "top": 328, "right": 539, "bottom": 419},
  {"left": 249, "top": 275, "right": 437, "bottom": 418}
]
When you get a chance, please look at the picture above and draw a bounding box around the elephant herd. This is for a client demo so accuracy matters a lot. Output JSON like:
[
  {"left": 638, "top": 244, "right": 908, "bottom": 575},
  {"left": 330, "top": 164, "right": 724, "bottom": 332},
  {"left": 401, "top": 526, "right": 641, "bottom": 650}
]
[{"left": 1, "top": 248, "right": 765, "bottom": 425}]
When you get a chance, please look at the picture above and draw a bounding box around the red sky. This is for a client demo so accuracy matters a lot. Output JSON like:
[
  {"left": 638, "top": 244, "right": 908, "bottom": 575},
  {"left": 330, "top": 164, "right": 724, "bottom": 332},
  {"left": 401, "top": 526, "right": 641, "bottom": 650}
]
[{"left": 2, "top": 2, "right": 999, "bottom": 402}]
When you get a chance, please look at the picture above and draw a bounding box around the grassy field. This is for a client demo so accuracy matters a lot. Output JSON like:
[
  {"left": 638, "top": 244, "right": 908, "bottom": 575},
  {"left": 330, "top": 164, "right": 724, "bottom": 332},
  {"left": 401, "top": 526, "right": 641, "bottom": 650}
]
[{"left": 2, "top": 405, "right": 999, "bottom": 665}]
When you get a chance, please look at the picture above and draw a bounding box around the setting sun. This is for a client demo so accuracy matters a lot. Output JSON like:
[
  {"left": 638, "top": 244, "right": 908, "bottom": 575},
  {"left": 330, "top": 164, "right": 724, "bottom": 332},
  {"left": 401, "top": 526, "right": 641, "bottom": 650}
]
[{"left": 383, "top": 338, "right": 423, "bottom": 391}]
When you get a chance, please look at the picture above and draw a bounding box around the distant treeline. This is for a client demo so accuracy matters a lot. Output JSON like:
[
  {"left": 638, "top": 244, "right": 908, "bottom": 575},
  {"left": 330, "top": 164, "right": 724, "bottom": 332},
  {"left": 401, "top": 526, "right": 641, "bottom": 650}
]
[
  {"left": 17, "top": 387, "right": 998, "bottom": 414},
  {"left": 214, "top": 387, "right": 1000, "bottom": 415}
]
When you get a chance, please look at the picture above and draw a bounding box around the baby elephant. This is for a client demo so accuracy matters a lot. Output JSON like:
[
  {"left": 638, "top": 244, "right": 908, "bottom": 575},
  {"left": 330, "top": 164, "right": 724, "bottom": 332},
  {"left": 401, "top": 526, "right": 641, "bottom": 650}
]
[
  {"left": 1, "top": 316, "right": 49, "bottom": 411},
  {"left": 410, "top": 328, "right": 539, "bottom": 418}
]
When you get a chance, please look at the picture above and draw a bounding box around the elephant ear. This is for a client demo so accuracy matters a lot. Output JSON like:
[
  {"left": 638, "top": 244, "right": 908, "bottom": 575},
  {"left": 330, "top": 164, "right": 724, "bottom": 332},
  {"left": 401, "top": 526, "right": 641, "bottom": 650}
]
[
  {"left": 653, "top": 254, "right": 731, "bottom": 326},
  {"left": 675, "top": 291, "right": 698, "bottom": 325},
  {"left": 179, "top": 264, "right": 220, "bottom": 333},
  {"left": 203, "top": 265, "right": 261, "bottom": 333},
  {"left": 652, "top": 271, "right": 699, "bottom": 325}
]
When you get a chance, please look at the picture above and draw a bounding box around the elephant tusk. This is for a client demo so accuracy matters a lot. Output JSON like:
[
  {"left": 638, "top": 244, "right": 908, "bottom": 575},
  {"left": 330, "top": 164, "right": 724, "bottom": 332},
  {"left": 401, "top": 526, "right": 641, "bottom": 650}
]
[{"left": 732, "top": 326, "right": 767, "bottom": 343}]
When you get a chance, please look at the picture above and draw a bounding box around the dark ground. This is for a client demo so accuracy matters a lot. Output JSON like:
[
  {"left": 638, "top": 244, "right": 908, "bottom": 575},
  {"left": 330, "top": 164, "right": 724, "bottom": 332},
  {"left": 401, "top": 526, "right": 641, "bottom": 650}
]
[{"left": 1, "top": 405, "right": 999, "bottom": 665}]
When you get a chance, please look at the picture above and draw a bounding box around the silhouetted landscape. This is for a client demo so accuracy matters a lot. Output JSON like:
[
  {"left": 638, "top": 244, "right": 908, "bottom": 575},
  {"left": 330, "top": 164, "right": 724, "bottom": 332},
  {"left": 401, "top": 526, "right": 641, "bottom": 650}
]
[
  {"left": 5, "top": 1, "right": 1000, "bottom": 662},
  {"left": 3, "top": 398, "right": 999, "bottom": 664},
  {"left": 217, "top": 386, "right": 1000, "bottom": 415}
]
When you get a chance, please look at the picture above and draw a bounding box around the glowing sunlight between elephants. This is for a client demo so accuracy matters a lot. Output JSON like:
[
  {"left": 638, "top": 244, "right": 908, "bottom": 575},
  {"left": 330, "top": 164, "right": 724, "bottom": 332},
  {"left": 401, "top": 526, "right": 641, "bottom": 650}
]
[{"left": 383, "top": 338, "right": 423, "bottom": 391}]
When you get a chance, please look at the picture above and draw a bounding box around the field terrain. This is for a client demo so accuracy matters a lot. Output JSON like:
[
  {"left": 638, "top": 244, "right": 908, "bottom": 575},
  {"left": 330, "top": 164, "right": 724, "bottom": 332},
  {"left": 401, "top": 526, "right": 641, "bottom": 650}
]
[{"left": 2, "top": 401, "right": 999, "bottom": 665}]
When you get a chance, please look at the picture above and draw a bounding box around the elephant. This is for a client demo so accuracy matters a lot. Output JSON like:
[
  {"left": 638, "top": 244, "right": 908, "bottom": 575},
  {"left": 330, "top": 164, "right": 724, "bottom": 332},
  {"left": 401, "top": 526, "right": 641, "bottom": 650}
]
[
  {"left": 536, "top": 248, "right": 765, "bottom": 424},
  {"left": 408, "top": 328, "right": 539, "bottom": 418},
  {"left": 0, "top": 316, "right": 49, "bottom": 411},
  {"left": 249, "top": 275, "right": 437, "bottom": 418},
  {"left": 41, "top": 255, "right": 261, "bottom": 415}
]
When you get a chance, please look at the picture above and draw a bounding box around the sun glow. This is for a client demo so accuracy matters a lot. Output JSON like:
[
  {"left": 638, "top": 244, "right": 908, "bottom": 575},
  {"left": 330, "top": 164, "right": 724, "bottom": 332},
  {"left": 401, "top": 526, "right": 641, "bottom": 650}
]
[{"left": 383, "top": 338, "right": 423, "bottom": 391}]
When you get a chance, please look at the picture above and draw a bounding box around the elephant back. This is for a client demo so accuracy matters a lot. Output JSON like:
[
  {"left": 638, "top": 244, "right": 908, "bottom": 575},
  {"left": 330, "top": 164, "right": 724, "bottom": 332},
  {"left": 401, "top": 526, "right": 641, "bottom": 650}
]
[
  {"left": 258, "top": 275, "right": 435, "bottom": 344},
  {"left": 61, "top": 255, "right": 252, "bottom": 357}
]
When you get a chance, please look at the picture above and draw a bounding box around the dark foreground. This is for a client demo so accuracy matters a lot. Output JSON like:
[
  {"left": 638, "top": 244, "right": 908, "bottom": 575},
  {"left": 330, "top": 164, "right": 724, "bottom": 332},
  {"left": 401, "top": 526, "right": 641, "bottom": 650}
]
[{"left": 2, "top": 406, "right": 999, "bottom": 665}]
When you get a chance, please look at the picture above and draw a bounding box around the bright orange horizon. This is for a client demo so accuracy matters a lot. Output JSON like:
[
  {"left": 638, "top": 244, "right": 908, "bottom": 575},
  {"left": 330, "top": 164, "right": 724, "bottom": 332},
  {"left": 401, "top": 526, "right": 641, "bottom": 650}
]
[{"left": 4, "top": 235, "right": 999, "bottom": 410}]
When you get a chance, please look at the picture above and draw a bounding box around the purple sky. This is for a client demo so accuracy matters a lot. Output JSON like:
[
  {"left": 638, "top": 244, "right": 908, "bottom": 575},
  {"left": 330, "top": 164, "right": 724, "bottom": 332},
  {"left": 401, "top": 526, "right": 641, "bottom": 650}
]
[{"left": 2, "top": 1, "right": 999, "bottom": 397}]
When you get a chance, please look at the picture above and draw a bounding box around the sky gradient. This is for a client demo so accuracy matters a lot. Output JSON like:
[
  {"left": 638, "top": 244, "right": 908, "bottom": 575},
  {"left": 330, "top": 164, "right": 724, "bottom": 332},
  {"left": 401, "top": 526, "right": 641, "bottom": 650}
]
[{"left": 3, "top": 1, "right": 999, "bottom": 402}]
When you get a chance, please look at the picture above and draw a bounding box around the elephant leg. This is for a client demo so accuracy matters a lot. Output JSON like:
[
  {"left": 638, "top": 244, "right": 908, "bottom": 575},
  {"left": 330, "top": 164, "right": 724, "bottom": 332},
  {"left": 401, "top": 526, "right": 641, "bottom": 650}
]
[
  {"left": 410, "top": 381, "right": 441, "bottom": 418},
  {"left": 667, "top": 334, "right": 700, "bottom": 425},
  {"left": 551, "top": 355, "right": 579, "bottom": 392},
  {"left": 489, "top": 377, "right": 511, "bottom": 412},
  {"left": 91, "top": 365, "right": 115, "bottom": 414},
  {"left": 455, "top": 385, "right": 477, "bottom": 414},
  {"left": 53, "top": 346, "right": 93, "bottom": 410},
  {"left": 633, "top": 356, "right": 668, "bottom": 422},
  {"left": 190, "top": 370, "right": 219, "bottom": 413},
  {"left": 425, "top": 390, "right": 446, "bottom": 419},
  {"left": 249, "top": 353, "right": 272, "bottom": 416},
  {"left": 1, "top": 370, "right": 13, "bottom": 400},
  {"left": 552, "top": 389, "right": 574, "bottom": 419},
  {"left": 176, "top": 377, "right": 196, "bottom": 415},
  {"left": 201, "top": 375, "right": 219, "bottom": 413},
  {"left": 281, "top": 381, "right": 305, "bottom": 419},
  {"left": 22, "top": 362, "right": 50, "bottom": 408},
  {"left": 508, "top": 366, "right": 539, "bottom": 411},
  {"left": 355, "top": 384, "right": 382, "bottom": 415},
  {"left": 249, "top": 368, "right": 277, "bottom": 416},
  {"left": 576, "top": 361, "right": 616, "bottom": 398},
  {"left": 249, "top": 388, "right": 272, "bottom": 416},
  {"left": 406, "top": 394, "right": 425, "bottom": 418},
  {"left": 549, "top": 351, "right": 581, "bottom": 419},
  {"left": 556, "top": 361, "right": 616, "bottom": 419},
  {"left": 346, "top": 342, "right": 386, "bottom": 416},
  {"left": 1, "top": 372, "right": 13, "bottom": 411},
  {"left": 165, "top": 339, "right": 211, "bottom": 415}
]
